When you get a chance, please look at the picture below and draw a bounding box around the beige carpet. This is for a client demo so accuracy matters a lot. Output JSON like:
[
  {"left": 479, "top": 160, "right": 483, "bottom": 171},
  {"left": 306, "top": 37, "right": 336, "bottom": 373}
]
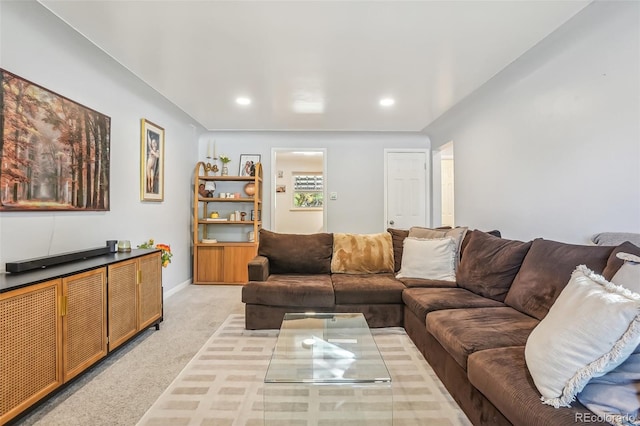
[{"left": 136, "top": 314, "right": 470, "bottom": 426}]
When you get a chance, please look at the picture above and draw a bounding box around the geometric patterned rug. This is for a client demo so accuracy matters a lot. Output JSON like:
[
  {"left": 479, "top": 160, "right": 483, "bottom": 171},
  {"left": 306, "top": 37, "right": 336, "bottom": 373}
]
[{"left": 136, "top": 314, "right": 471, "bottom": 426}]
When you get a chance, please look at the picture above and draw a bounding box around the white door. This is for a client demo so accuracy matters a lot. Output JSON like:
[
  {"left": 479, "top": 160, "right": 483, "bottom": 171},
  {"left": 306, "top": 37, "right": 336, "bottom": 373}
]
[{"left": 385, "top": 150, "right": 429, "bottom": 230}]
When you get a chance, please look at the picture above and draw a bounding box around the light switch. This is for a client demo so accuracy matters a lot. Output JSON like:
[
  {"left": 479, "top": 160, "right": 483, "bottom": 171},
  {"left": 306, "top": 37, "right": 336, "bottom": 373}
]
[{"left": 330, "top": 192, "right": 338, "bottom": 200}]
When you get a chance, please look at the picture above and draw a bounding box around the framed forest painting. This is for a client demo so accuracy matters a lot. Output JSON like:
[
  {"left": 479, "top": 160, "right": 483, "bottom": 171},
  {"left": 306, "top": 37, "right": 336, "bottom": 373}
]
[{"left": 0, "top": 69, "right": 110, "bottom": 211}]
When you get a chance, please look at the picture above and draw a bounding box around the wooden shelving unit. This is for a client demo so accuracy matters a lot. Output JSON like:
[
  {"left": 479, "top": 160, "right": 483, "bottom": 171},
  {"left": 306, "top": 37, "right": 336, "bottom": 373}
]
[{"left": 192, "top": 162, "right": 262, "bottom": 284}]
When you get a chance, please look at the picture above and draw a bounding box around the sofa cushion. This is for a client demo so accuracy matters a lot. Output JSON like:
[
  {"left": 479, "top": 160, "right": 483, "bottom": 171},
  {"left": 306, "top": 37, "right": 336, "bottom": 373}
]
[
  {"left": 426, "top": 307, "right": 539, "bottom": 370},
  {"left": 258, "top": 229, "right": 333, "bottom": 274},
  {"left": 504, "top": 239, "right": 613, "bottom": 320},
  {"left": 467, "top": 347, "right": 608, "bottom": 426},
  {"left": 241, "top": 274, "right": 335, "bottom": 308},
  {"left": 396, "top": 277, "right": 458, "bottom": 289},
  {"left": 331, "top": 232, "right": 394, "bottom": 274},
  {"left": 331, "top": 273, "right": 405, "bottom": 304},
  {"left": 387, "top": 228, "right": 409, "bottom": 273},
  {"left": 403, "top": 287, "right": 505, "bottom": 323},
  {"left": 602, "top": 241, "right": 640, "bottom": 281},
  {"left": 460, "top": 229, "right": 501, "bottom": 259},
  {"left": 456, "top": 231, "right": 532, "bottom": 302},
  {"left": 525, "top": 265, "right": 640, "bottom": 408},
  {"left": 396, "top": 237, "right": 457, "bottom": 281}
]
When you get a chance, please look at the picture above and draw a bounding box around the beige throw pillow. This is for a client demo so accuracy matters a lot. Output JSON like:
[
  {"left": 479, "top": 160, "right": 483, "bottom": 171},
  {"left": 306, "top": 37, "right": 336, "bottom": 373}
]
[
  {"left": 331, "top": 232, "right": 394, "bottom": 274},
  {"left": 396, "top": 237, "right": 457, "bottom": 281},
  {"left": 611, "top": 252, "right": 640, "bottom": 293},
  {"left": 409, "top": 226, "right": 468, "bottom": 266}
]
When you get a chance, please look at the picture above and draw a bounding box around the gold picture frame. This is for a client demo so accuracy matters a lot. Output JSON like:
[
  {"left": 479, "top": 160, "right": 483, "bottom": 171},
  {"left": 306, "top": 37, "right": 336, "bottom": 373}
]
[{"left": 140, "top": 118, "right": 165, "bottom": 201}]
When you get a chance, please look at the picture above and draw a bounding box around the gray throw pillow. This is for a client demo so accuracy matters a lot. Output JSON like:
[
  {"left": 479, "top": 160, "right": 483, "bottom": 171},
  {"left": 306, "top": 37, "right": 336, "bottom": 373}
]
[{"left": 577, "top": 346, "right": 640, "bottom": 426}]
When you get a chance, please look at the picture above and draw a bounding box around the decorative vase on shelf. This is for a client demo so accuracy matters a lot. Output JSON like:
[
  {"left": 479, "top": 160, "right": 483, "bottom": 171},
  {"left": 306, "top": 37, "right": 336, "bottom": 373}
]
[
  {"left": 244, "top": 182, "right": 256, "bottom": 196},
  {"left": 221, "top": 165, "right": 229, "bottom": 176}
]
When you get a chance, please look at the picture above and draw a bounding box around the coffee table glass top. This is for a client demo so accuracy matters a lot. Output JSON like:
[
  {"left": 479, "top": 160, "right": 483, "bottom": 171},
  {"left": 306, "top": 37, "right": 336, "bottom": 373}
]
[{"left": 264, "top": 312, "right": 391, "bottom": 384}]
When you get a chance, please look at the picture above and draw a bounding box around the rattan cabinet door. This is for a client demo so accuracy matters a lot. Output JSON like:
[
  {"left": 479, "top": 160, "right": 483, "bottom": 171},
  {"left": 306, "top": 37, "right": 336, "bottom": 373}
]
[
  {"left": 138, "top": 252, "right": 162, "bottom": 330},
  {"left": 107, "top": 259, "right": 138, "bottom": 351},
  {"left": 0, "top": 280, "right": 62, "bottom": 425},
  {"left": 62, "top": 268, "right": 107, "bottom": 382}
]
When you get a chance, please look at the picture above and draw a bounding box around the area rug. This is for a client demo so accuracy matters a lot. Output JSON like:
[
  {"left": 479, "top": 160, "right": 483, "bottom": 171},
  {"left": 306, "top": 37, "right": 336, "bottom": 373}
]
[{"left": 136, "top": 314, "right": 471, "bottom": 426}]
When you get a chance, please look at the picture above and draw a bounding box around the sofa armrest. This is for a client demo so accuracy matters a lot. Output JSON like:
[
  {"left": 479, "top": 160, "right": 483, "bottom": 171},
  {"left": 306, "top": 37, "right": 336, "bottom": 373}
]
[{"left": 248, "top": 255, "right": 270, "bottom": 281}]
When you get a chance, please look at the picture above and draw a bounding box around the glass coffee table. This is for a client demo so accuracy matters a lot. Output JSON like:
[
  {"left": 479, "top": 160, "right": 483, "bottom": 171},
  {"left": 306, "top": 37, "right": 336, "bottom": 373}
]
[{"left": 264, "top": 313, "right": 392, "bottom": 425}]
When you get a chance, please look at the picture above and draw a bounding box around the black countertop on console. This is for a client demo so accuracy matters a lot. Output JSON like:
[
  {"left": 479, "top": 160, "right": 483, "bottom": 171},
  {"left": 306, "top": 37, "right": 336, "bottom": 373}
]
[{"left": 0, "top": 248, "right": 159, "bottom": 293}]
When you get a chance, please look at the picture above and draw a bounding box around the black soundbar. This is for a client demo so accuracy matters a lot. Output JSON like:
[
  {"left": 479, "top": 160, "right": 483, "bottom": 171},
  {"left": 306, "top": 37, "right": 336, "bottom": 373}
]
[{"left": 6, "top": 245, "right": 112, "bottom": 273}]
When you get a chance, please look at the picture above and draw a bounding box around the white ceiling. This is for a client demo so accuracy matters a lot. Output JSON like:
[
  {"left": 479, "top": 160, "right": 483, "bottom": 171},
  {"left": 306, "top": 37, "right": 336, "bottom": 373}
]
[{"left": 39, "top": 0, "right": 590, "bottom": 132}]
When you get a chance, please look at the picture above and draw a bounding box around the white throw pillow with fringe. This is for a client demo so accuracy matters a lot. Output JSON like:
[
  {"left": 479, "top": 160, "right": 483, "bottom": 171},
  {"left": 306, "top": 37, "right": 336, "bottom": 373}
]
[{"left": 525, "top": 265, "right": 640, "bottom": 408}]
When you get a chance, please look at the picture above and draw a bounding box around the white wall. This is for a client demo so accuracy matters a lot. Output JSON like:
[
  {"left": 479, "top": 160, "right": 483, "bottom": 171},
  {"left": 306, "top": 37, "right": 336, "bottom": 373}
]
[
  {"left": 425, "top": 1, "right": 640, "bottom": 244},
  {"left": 0, "top": 1, "right": 204, "bottom": 293},
  {"left": 199, "top": 132, "right": 429, "bottom": 233}
]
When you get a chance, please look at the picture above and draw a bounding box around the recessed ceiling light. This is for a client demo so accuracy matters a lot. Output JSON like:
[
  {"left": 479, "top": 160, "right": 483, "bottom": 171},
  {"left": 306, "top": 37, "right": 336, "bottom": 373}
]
[
  {"left": 235, "top": 97, "right": 252, "bottom": 106},
  {"left": 379, "top": 98, "right": 395, "bottom": 107}
]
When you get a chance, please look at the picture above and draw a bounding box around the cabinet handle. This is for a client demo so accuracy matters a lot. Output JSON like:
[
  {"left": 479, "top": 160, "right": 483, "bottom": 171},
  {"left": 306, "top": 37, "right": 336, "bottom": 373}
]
[
  {"left": 61, "top": 296, "right": 68, "bottom": 317},
  {"left": 137, "top": 270, "right": 143, "bottom": 285}
]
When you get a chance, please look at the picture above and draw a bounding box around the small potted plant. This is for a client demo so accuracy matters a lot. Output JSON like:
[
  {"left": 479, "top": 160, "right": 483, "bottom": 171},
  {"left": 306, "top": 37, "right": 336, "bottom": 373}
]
[
  {"left": 137, "top": 239, "right": 173, "bottom": 268},
  {"left": 219, "top": 154, "right": 231, "bottom": 176}
]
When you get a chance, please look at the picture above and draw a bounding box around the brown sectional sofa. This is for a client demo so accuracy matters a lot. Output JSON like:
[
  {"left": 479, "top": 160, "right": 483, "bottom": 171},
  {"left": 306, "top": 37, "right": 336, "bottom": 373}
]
[{"left": 241, "top": 228, "right": 640, "bottom": 426}]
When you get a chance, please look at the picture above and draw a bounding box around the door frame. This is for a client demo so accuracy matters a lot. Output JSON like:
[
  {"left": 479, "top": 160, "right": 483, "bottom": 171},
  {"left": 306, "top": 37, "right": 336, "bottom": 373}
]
[
  {"left": 270, "top": 147, "right": 328, "bottom": 232},
  {"left": 383, "top": 148, "right": 431, "bottom": 230},
  {"left": 431, "top": 141, "right": 454, "bottom": 228}
]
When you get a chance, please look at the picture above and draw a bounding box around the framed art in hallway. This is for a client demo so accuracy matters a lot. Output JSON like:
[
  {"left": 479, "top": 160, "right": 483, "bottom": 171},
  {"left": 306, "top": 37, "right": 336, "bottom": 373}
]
[
  {"left": 140, "top": 118, "right": 165, "bottom": 201},
  {"left": 239, "top": 154, "right": 260, "bottom": 176},
  {"left": 0, "top": 69, "right": 111, "bottom": 211}
]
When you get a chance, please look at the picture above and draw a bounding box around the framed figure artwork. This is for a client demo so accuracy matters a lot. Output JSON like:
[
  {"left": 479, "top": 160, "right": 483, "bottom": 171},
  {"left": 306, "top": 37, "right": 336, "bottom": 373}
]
[
  {"left": 140, "top": 119, "right": 165, "bottom": 201},
  {"left": 0, "top": 69, "right": 111, "bottom": 211},
  {"left": 239, "top": 154, "right": 261, "bottom": 177}
]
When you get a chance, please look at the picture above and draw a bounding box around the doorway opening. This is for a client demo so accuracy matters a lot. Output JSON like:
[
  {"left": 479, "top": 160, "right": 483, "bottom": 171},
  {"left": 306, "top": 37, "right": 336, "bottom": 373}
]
[{"left": 271, "top": 148, "right": 326, "bottom": 233}]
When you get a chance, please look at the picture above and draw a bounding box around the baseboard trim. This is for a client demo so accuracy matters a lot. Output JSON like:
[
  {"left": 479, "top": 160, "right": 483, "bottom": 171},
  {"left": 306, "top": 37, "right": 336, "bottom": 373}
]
[{"left": 164, "top": 279, "right": 191, "bottom": 300}]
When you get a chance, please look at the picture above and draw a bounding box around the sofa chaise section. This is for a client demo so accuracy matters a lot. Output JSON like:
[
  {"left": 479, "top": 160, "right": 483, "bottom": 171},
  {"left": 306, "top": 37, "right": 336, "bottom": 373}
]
[
  {"left": 400, "top": 230, "right": 617, "bottom": 426},
  {"left": 468, "top": 347, "right": 607, "bottom": 426}
]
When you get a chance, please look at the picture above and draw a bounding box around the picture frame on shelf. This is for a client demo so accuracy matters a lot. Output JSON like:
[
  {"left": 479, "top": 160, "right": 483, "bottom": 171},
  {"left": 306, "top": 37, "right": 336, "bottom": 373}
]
[
  {"left": 140, "top": 118, "right": 165, "bottom": 201},
  {"left": 239, "top": 154, "right": 261, "bottom": 177},
  {"left": 0, "top": 69, "right": 111, "bottom": 211}
]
